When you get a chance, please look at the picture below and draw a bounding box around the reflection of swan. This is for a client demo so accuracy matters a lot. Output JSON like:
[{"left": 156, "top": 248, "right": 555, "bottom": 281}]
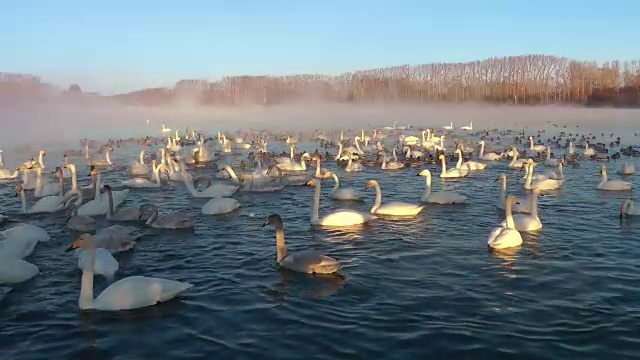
[
  {"left": 418, "top": 169, "right": 467, "bottom": 204},
  {"left": 501, "top": 187, "right": 543, "bottom": 231},
  {"left": 307, "top": 175, "right": 373, "bottom": 227},
  {"left": 597, "top": 165, "right": 632, "bottom": 191},
  {"left": 487, "top": 196, "right": 522, "bottom": 249},
  {"left": 262, "top": 214, "right": 340, "bottom": 274},
  {"left": 66, "top": 234, "right": 192, "bottom": 311},
  {"left": 620, "top": 199, "right": 640, "bottom": 217},
  {"left": 140, "top": 206, "right": 195, "bottom": 229},
  {"left": 365, "top": 180, "right": 424, "bottom": 216}
]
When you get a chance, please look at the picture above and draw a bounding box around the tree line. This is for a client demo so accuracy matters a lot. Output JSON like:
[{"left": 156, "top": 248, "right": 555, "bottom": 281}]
[{"left": 3, "top": 55, "right": 640, "bottom": 107}]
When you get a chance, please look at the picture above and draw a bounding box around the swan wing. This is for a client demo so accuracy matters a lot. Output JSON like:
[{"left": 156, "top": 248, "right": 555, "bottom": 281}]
[
  {"left": 282, "top": 251, "right": 340, "bottom": 274},
  {"left": 202, "top": 198, "right": 240, "bottom": 214},
  {"left": 78, "top": 248, "right": 119, "bottom": 278},
  {"left": 321, "top": 210, "right": 370, "bottom": 226},
  {"left": 426, "top": 192, "right": 467, "bottom": 204},
  {"left": 0, "top": 258, "right": 39, "bottom": 284},
  {"left": 111, "top": 207, "right": 141, "bottom": 221},
  {"left": 1, "top": 224, "right": 50, "bottom": 243},
  {"left": 93, "top": 276, "right": 193, "bottom": 311},
  {"left": 30, "top": 195, "right": 65, "bottom": 213},
  {"left": 488, "top": 228, "right": 522, "bottom": 249},
  {"left": 376, "top": 202, "right": 424, "bottom": 216}
]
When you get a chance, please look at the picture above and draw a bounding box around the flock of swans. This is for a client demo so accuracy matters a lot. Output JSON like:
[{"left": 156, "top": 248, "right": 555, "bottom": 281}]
[{"left": 0, "top": 121, "right": 637, "bottom": 312}]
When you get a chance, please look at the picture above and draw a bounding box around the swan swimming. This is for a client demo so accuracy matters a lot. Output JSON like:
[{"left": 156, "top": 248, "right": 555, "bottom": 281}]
[
  {"left": 500, "top": 187, "right": 543, "bottom": 232},
  {"left": 307, "top": 174, "right": 373, "bottom": 227},
  {"left": 365, "top": 180, "right": 424, "bottom": 216},
  {"left": 597, "top": 165, "right": 632, "bottom": 191},
  {"left": 487, "top": 196, "right": 523, "bottom": 250},
  {"left": 418, "top": 170, "right": 467, "bottom": 204}
]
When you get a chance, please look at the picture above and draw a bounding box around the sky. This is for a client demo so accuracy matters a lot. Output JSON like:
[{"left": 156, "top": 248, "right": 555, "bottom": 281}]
[{"left": 1, "top": 0, "right": 638, "bottom": 94}]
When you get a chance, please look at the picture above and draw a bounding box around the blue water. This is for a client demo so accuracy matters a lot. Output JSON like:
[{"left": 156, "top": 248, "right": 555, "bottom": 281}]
[{"left": 1, "top": 135, "right": 640, "bottom": 359}]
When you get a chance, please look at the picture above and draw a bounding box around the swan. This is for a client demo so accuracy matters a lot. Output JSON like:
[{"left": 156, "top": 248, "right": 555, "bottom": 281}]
[
  {"left": 122, "top": 160, "right": 166, "bottom": 188},
  {"left": 182, "top": 172, "right": 238, "bottom": 198},
  {"left": 544, "top": 146, "right": 559, "bottom": 167},
  {"left": 139, "top": 206, "right": 195, "bottom": 229},
  {"left": 621, "top": 163, "right": 636, "bottom": 175},
  {"left": 1, "top": 224, "right": 50, "bottom": 259},
  {"left": 496, "top": 174, "right": 531, "bottom": 214},
  {"left": 598, "top": 165, "right": 632, "bottom": 191},
  {"left": 438, "top": 154, "right": 468, "bottom": 178},
  {"left": 64, "top": 163, "right": 96, "bottom": 201},
  {"left": 508, "top": 148, "right": 527, "bottom": 169},
  {"left": 443, "top": 122, "right": 454, "bottom": 130},
  {"left": 201, "top": 197, "right": 240, "bottom": 215},
  {"left": 620, "top": 199, "right": 640, "bottom": 217},
  {"left": 77, "top": 248, "right": 119, "bottom": 281},
  {"left": 326, "top": 172, "right": 362, "bottom": 201},
  {"left": 162, "top": 124, "right": 172, "bottom": 133},
  {"left": 67, "top": 201, "right": 98, "bottom": 232},
  {"left": 90, "top": 145, "right": 113, "bottom": 167},
  {"left": 460, "top": 121, "right": 473, "bottom": 131},
  {"left": 277, "top": 153, "right": 311, "bottom": 172},
  {"left": 524, "top": 160, "right": 563, "bottom": 190},
  {"left": 241, "top": 166, "right": 286, "bottom": 192},
  {"left": 262, "top": 214, "right": 340, "bottom": 274},
  {"left": 65, "top": 233, "right": 192, "bottom": 311},
  {"left": 381, "top": 152, "right": 404, "bottom": 170},
  {"left": 478, "top": 140, "right": 502, "bottom": 161},
  {"left": 307, "top": 175, "right": 373, "bottom": 227},
  {"left": 76, "top": 173, "right": 129, "bottom": 216},
  {"left": 130, "top": 149, "right": 150, "bottom": 176},
  {"left": 275, "top": 145, "right": 296, "bottom": 164},
  {"left": 0, "top": 166, "right": 19, "bottom": 180},
  {"left": 15, "top": 182, "right": 79, "bottom": 214},
  {"left": 403, "top": 146, "right": 423, "bottom": 159},
  {"left": 94, "top": 225, "right": 141, "bottom": 253},
  {"left": 529, "top": 136, "right": 546, "bottom": 152},
  {"left": 34, "top": 167, "right": 63, "bottom": 197},
  {"left": 103, "top": 185, "right": 148, "bottom": 221},
  {"left": 365, "top": 179, "right": 424, "bottom": 216},
  {"left": 487, "top": 196, "right": 523, "bottom": 250},
  {"left": 500, "top": 187, "right": 543, "bottom": 232},
  {"left": 583, "top": 142, "right": 595, "bottom": 156},
  {"left": 455, "top": 148, "right": 486, "bottom": 170},
  {"left": 344, "top": 153, "right": 363, "bottom": 172},
  {"left": 418, "top": 170, "right": 467, "bottom": 204}
]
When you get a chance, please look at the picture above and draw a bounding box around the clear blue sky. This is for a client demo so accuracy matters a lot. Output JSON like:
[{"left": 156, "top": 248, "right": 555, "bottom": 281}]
[{"left": 1, "top": 0, "right": 637, "bottom": 94}]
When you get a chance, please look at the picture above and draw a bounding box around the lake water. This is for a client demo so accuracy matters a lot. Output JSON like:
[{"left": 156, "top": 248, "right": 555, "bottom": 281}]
[{"left": 1, "top": 116, "right": 640, "bottom": 359}]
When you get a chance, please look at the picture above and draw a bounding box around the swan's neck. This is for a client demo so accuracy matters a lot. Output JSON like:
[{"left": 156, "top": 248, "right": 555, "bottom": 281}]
[
  {"left": 35, "top": 169, "right": 43, "bottom": 194},
  {"left": 332, "top": 173, "right": 340, "bottom": 192},
  {"left": 0, "top": 152, "right": 3, "bottom": 166},
  {"left": 105, "top": 149, "right": 112, "bottom": 165},
  {"left": 424, "top": 175, "right": 432, "bottom": 198},
  {"left": 557, "top": 164, "right": 564, "bottom": 179},
  {"left": 94, "top": 174, "right": 102, "bottom": 201},
  {"left": 153, "top": 164, "right": 161, "bottom": 184},
  {"left": 601, "top": 169, "right": 608, "bottom": 183},
  {"left": 58, "top": 175, "right": 64, "bottom": 197},
  {"left": 79, "top": 249, "right": 96, "bottom": 310},
  {"left": 499, "top": 179, "right": 506, "bottom": 204},
  {"left": 315, "top": 158, "right": 321, "bottom": 177},
  {"left": 139, "top": 151, "right": 145, "bottom": 164},
  {"left": 38, "top": 153, "right": 45, "bottom": 168},
  {"left": 371, "top": 183, "right": 382, "bottom": 213},
  {"left": 505, "top": 201, "right": 515, "bottom": 229},
  {"left": 20, "top": 189, "right": 27, "bottom": 213},
  {"left": 530, "top": 192, "right": 540, "bottom": 220},
  {"left": 546, "top": 148, "right": 551, "bottom": 160},
  {"left": 299, "top": 157, "right": 306, "bottom": 170},
  {"left": 70, "top": 168, "right": 78, "bottom": 190},
  {"left": 85, "top": 144, "right": 90, "bottom": 159},
  {"left": 105, "top": 190, "right": 114, "bottom": 219},
  {"left": 510, "top": 151, "right": 519, "bottom": 166},
  {"left": 226, "top": 167, "right": 240, "bottom": 182},
  {"left": 392, "top": 148, "right": 398, "bottom": 162},
  {"left": 440, "top": 158, "right": 447, "bottom": 175},
  {"left": 524, "top": 165, "right": 533, "bottom": 188},
  {"left": 290, "top": 146, "right": 294, "bottom": 160},
  {"left": 456, "top": 151, "right": 463, "bottom": 169},
  {"left": 529, "top": 138, "right": 534, "bottom": 150},
  {"left": 355, "top": 138, "right": 363, "bottom": 153},
  {"left": 183, "top": 176, "right": 200, "bottom": 196},
  {"left": 479, "top": 142, "right": 485, "bottom": 157},
  {"left": 275, "top": 223, "right": 286, "bottom": 263},
  {"left": 311, "top": 178, "right": 321, "bottom": 223}
]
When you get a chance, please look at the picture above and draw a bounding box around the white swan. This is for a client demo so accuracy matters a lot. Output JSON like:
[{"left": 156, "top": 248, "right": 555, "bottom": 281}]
[
  {"left": 496, "top": 174, "right": 531, "bottom": 214},
  {"left": 524, "top": 160, "right": 563, "bottom": 190},
  {"left": 487, "top": 196, "right": 523, "bottom": 249},
  {"left": 182, "top": 172, "right": 238, "bottom": 198},
  {"left": 529, "top": 136, "right": 546, "bottom": 152},
  {"left": 65, "top": 234, "right": 192, "bottom": 311},
  {"left": 443, "top": 122, "right": 454, "bottom": 130},
  {"left": 122, "top": 160, "right": 166, "bottom": 188},
  {"left": 64, "top": 163, "right": 96, "bottom": 201},
  {"left": 544, "top": 146, "right": 559, "bottom": 167},
  {"left": 381, "top": 151, "right": 404, "bottom": 170},
  {"left": 202, "top": 197, "right": 240, "bottom": 215},
  {"left": 598, "top": 165, "right": 632, "bottom": 191},
  {"left": 130, "top": 149, "right": 150, "bottom": 176},
  {"left": 67, "top": 200, "right": 98, "bottom": 232},
  {"left": 438, "top": 154, "right": 468, "bottom": 178},
  {"left": 500, "top": 187, "right": 543, "bottom": 232},
  {"left": 1, "top": 224, "right": 50, "bottom": 259},
  {"left": 455, "top": 148, "right": 486, "bottom": 170},
  {"left": 307, "top": 175, "right": 373, "bottom": 227},
  {"left": 89, "top": 145, "right": 113, "bottom": 167},
  {"left": 277, "top": 153, "right": 311, "bottom": 172},
  {"left": 620, "top": 163, "right": 636, "bottom": 175},
  {"left": 508, "top": 148, "right": 527, "bottom": 169},
  {"left": 365, "top": 179, "right": 424, "bottom": 216},
  {"left": 620, "top": 199, "right": 640, "bottom": 218},
  {"left": 15, "top": 182, "right": 79, "bottom": 213},
  {"left": 262, "top": 214, "right": 340, "bottom": 274},
  {"left": 0, "top": 166, "right": 19, "bottom": 180},
  {"left": 460, "top": 121, "right": 473, "bottom": 131},
  {"left": 94, "top": 225, "right": 141, "bottom": 253},
  {"left": 344, "top": 153, "right": 363, "bottom": 172},
  {"left": 478, "top": 140, "right": 502, "bottom": 161},
  {"left": 77, "top": 172, "right": 129, "bottom": 216},
  {"left": 34, "top": 166, "right": 64, "bottom": 198},
  {"left": 102, "top": 185, "right": 147, "bottom": 221},
  {"left": 326, "top": 172, "right": 362, "bottom": 201},
  {"left": 418, "top": 170, "right": 467, "bottom": 204},
  {"left": 583, "top": 142, "right": 595, "bottom": 156}
]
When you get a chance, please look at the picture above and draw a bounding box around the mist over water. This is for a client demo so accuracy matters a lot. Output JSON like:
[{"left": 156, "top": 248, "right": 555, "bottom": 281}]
[{"left": 1, "top": 101, "right": 639, "bottom": 163}]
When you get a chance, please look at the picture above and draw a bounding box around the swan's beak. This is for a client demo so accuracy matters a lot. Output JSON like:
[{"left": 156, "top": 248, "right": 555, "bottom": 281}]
[
  {"left": 494, "top": 178, "right": 500, "bottom": 182},
  {"left": 65, "top": 239, "right": 81, "bottom": 252},
  {"left": 260, "top": 222, "right": 268, "bottom": 227}
]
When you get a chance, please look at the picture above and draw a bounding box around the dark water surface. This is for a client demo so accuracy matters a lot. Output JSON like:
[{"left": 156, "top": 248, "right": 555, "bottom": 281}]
[{"left": 1, "top": 139, "right": 640, "bottom": 359}]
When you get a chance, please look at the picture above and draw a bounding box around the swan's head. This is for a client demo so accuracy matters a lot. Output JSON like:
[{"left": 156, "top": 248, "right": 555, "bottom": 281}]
[
  {"left": 506, "top": 196, "right": 521, "bottom": 206},
  {"left": 478, "top": 140, "right": 485, "bottom": 145},
  {"left": 261, "top": 213, "right": 282, "bottom": 228},
  {"left": 418, "top": 169, "right": 431, "bottom": 177},
  {"left": 88, "top": 166, "right": 98, "bottom": 178},
  {"left": 64, "top": 163, "right": 76, "bottom": 171},
  {"left": 495, "top": 174, "right": 507, "bottom": 182},
  {"left": 65, "top": 233, "right": 97, "bottom": 252},
  {"left": 438, "top": 154, "right": 445, "bottom": 160},
  {"left": 364, "top": 180, "right": 378, "bottom": 191},
  {"left": 52, "top": 166, "right": 63, "bottom": 177},
  {"left": 600, "top": 166, "right": 607, "bottom": 174},
  {"left": 40, "top": 150, "right": 46, "bottom": 156},
  {"left": 100, "top": 184, "right": 112, "bottom": 194}
]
